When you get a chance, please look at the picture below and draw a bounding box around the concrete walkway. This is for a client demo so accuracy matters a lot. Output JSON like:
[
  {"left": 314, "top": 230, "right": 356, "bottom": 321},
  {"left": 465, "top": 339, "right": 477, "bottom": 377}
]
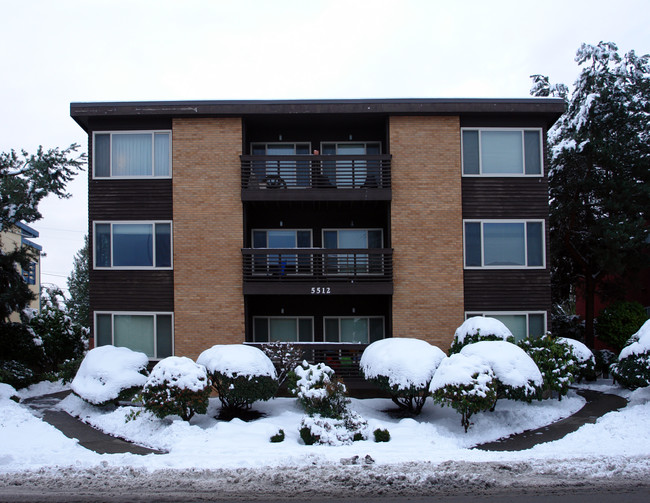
[
  {"left": 475, "top": 388, "right": 628, "bottom": 451},
  {"left": 22, "top": 388, "right": 627, "bottom": 456},
  {"left": 22, "top": 391, "right": 164, "bottom": 455}
]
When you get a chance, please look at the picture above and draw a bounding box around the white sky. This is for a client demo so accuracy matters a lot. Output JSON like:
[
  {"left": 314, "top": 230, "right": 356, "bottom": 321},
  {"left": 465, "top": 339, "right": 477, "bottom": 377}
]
[{"left": 1, "top": 0, "right": 648, "bottom": 292}]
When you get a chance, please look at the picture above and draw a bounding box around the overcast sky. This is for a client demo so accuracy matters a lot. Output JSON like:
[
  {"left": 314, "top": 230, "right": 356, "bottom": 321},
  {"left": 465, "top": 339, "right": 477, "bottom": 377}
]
[{"left": 1, "top": 0, "right": 648, "bottom": 293}]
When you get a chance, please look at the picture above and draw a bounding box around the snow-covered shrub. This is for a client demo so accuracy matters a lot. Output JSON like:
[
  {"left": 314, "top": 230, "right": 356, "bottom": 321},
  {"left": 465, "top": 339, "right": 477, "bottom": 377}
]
[
  {"left": 71, "top": 345, "right": 149, "bottom": 406},
  {"left": 596, "top": 301, "right": 648, "bottom": 352},
  {"left": 595, "top": 349, "right": 617, "bottom": 378},
  {"left": 289, "top": 361, "right": 349, "bottom": 419},
  {"left": 141, "top": 356, "right": 211, "bottom": 421},
  {"left": 0, "top": 359, "right": 35, "bottom": 389},
  {"left": 518, "top": 334, "right": 578, "bottom": 400},
  {"left": 28, "top": 287, "right": 88, "bottom": 374},
  {"left": 197, "top": 344, "right": 278, "bottom": 411},
  {"left": 260, "top": 341, "right": 304, "bottom": 389},
  {"left": 460, "top": 341, "right": 543, "bottom": 402},
  {"left": 360, "top": 338, "right": 445, "bottom": 414},
  {"left": 449, "top": 317, "right": 515, "bottom": 354},
  {"left": 430, "top": 353, "right": 498, "bottom": 432},
  {"left": 373, "top": 428, "right": 390, "bottom": 442},
  {"left": 611, "top": 320, "right": 650, "bottom": 390},
  {"left": 558, "top": 337, "right": 597, "bottom": 382},
  {"left": 298, "top": 411, "right": 369, "bottom": 446}
]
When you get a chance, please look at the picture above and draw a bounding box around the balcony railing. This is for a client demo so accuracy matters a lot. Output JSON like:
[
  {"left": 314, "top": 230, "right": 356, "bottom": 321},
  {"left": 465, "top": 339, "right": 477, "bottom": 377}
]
[
  {"left": 247, "top": 342, "right": 367, "bottom": 380},
  {"left": 241, "top": 154, "right": 391, "bottom": 201},
  {"left": 242, "top": 248, "right": 393, "bottom": 294}
]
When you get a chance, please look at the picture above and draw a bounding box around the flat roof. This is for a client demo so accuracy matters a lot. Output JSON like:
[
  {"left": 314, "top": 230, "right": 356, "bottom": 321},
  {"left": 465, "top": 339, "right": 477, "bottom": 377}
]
[{"left": 71, "top": 98, "right": 566, "bottom": 131}]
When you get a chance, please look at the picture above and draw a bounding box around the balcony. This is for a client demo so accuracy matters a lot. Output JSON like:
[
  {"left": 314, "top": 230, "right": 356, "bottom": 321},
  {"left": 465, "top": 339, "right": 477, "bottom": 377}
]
[
  {"left": 241, "top": 154, "right": 392, "bottom": 201},
  {"left": 242, "top": 248, "right": 393, "bottom": 295}
]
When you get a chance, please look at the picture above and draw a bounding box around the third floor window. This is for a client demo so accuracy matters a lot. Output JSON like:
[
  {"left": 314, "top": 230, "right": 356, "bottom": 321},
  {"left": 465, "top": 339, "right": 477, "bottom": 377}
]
[{"left": 93, "top": 131, "right": 171, "bottom": 178}]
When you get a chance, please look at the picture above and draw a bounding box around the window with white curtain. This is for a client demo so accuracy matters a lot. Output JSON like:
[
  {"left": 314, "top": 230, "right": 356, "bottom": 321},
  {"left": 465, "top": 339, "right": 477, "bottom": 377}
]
[
  {"left": 95, "top": 312, "right": 173, "bottom": 358},
  {"left": 462, "top": 129, "right": 542, "bottom": 176},
  {"left": 93, "top": 131, "right": 171, "bottom": 178},
  {"left": 464, "top": 220, "right": 545, "bottom": 268}
]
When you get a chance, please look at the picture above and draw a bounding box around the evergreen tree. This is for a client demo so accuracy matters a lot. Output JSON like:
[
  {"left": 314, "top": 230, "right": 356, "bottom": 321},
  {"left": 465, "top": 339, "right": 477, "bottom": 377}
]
[
  {"left": 66, "top": 235, "right": 90, "bottom": 329},
  {"left": 531, "top": 42, "right": 650, "bottom": 347}
]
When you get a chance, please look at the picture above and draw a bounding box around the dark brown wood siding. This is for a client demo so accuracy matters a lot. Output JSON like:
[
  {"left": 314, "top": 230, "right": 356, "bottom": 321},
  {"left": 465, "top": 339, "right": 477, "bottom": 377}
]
[
  {"left": 90, "top": 271, "right": 174, "bottom": 312},
  {"left": 462, "top": 178, "right": 549, "bottom": 219},
  {"left": 464, "top": 270, "right": 551, "bottom": 312},
  {"left": 89, "top": 179, "right": 173, "bottom": 221}
]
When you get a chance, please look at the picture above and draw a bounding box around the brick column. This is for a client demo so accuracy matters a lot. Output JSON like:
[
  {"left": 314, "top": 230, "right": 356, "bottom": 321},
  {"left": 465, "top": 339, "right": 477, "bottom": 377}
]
[
  {"left": 172, "top": 118, "right": 244, "bottom": 359},
  {"left": 390, "top": 116, "right": 464, "bottom": 349}
]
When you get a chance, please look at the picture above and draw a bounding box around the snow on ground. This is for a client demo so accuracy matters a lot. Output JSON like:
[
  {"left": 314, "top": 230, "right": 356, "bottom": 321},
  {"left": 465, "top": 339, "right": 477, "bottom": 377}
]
[{"left": 1, "top": 379, "right": 650, "bottom": 497}]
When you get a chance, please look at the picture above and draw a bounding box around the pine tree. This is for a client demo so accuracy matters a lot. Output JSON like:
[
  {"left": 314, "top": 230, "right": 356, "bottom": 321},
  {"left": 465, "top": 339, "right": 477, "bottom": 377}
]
[
  {"left": 66, "top": 235, "right": 90, "bottom": 329},
  {"left": 531, "top": 42, "right": 650, "bottom": 347}
]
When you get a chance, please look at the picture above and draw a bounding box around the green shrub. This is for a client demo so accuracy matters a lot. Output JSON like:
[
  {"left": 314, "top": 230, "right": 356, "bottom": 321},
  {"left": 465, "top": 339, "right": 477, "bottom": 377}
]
[
  {"left": 209, "top": 372, "right": 278, "bottom": 412},
  {"left": 270, "top": 429, "right": 285, "bottom": 443},
  {"left": 611, "top": 352, "right": 650, "bottom": 390},
  {"left": 373, "top": 428, "right": 391, "bottom": 442},
  {"left": 289, "top": 361, "right": 349, "bottom": 419},
  {"left": 299, "top": 425, "right": 317, "bottom": 445},
  {"left": 518, "top": 334, "right": 578, "bottom": 400},
  {"left": 430, "top": 354, "right": 498, "bottom": 432},
  {"left": 596, "top": 301, "right": 648, "bottom": 352},
  {"left": 595, "top": 349, "right": 617, "bottom": 378},
  {"left": 142, "top": 357, "right": 211, "bottom": 421},
  {"left": 0, "top": 359, "right": 36, "bottom": 389}
]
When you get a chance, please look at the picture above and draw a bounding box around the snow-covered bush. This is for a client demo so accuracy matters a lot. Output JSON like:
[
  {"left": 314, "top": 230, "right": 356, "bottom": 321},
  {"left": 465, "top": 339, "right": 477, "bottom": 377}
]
[
  {"left": 460, "top": 341, "right": 543, "bottom": 402},
  {"left": 595, "top": 349, "right": 617, "bottom": 378},
  {"left": 260, "top": 341, "right": 304, "bottom": 389},
  {"left": 289, "top": 361, "right": 349, "bottom": 419},
  {"left": 611, "top": 319, "right": 650, "bottom": 390},
  {"left": 449, "top": 317, "right": 515, "bottom": 354},
  {"left": 596, "top": 301, "right": 648, "bottom": 352},
  {"left": 299, "top": 411, "right": 369, "bottom": 446},
  {"left": 141, "top": 356, "right": 211, "bottom": 421},
  {"left": 0, "top": 382, "right": 19, "bottom": 403},
  {"left": 71, "top": 345, "right": 148, "bottom": 406},
  {"left": 0, "top": 322, "right": 43, "bottom": 388},
  {"left": 558, "top": 337, "right": 597, "bottom": 382},
  {"left": 518, "top": 334, "right": 578, "bottom": 399},
  {"left": 360, "top": 338, "right": 445, "bottom": 414},
  {"left": 0, "top": 359, "right": 35, "bottom": 389},
  {"left": 430, "top": 353, "right": 498, "bottom": 432},
  {"left": 197, "top": 344, "right": 278, "bottom": 411}
]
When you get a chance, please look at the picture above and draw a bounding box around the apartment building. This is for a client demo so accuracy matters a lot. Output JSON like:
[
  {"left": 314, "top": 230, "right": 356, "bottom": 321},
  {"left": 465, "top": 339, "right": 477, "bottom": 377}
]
[{"left": 71, "top": 98, "right": 564, "bottom": 377}]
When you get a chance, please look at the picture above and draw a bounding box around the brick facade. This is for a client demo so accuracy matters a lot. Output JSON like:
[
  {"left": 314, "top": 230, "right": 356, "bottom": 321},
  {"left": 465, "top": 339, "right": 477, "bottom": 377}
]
[
  {"left": 389, "top": 116, "right": 464, "bottom": 348},
  {"left": 172, "top": 118, "right": 244, "bottom": 359}
]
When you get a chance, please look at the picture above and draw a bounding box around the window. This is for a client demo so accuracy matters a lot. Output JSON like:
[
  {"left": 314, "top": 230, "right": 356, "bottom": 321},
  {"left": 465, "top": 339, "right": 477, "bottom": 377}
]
[
  {"left": 95, "top": 312, "right": 173, "bottom": 359},
  {"left": 93, "top": 131, "right": 171, "bottom": 178},
  {"left": 465, "top": 312, "right": 546, "bottom": 341},
  {"left": 462, "top": 129, "right": 542, "bottom": 176},
  {"left": 464, "top": 220, "right": 544, "bottom": 268},
  {"left": 250, "top": 143, "right": 311, "bottom": 187},
  {"left": 22, "top": 262, "right": 37, "bottom": 285},
  {"left": 323, "top": 229, "right": 384, "bottom": 275},
  {"left": 324, "top": 317, "right": 384, "bottom": 344},
  {"left": 94, "top": 222, "right": 172, "bottom": 269},
  {"left": 321, "top": 142, "right": 381, "bottom": 187},
  {"left": 252, "top": 229, "right": 312, "bottom": 275},
  {"left": 253, "top": 317, "right": 313, "bottom": 342}
]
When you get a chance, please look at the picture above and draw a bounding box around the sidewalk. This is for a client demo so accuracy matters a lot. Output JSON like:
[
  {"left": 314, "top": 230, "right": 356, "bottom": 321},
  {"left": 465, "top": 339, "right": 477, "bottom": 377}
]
[
  {"left": 22, "top": 388, "right": 628, "bottom": 456},
  {"left": 22, "top": 391, "right": 164, "bottom": 455},
  {"left": 475, "top": 388, "right": 628, "bottom": 451}
]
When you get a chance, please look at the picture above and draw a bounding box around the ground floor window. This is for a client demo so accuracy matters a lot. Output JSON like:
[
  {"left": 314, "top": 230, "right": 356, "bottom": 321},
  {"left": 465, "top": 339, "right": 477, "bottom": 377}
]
[
  {"left": 323, "top": 317, "right": 384, "bottom": 343},
  {"left": 95, "top": 312, "right": 173, "bottom": 359},
  {"left": 465, "top": 312, "right": 546, "bottom": 341},
  {"left": 253, "top": 317, "right": 314, "bottom": 342}
]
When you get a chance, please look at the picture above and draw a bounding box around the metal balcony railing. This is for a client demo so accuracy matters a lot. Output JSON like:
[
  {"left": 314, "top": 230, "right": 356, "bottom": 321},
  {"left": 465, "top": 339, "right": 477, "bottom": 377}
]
[
  {"left": 241, "top": 154, "right": 391, "bottom": 197},
  {"left": 242, "top": 248, "right": 393, "bottom": 283}
]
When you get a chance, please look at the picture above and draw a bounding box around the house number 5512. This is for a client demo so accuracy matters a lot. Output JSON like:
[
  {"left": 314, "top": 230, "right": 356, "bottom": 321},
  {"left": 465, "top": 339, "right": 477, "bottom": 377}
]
[{"left": 310, "top": 287, "right": 331, "bottom": 294}]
